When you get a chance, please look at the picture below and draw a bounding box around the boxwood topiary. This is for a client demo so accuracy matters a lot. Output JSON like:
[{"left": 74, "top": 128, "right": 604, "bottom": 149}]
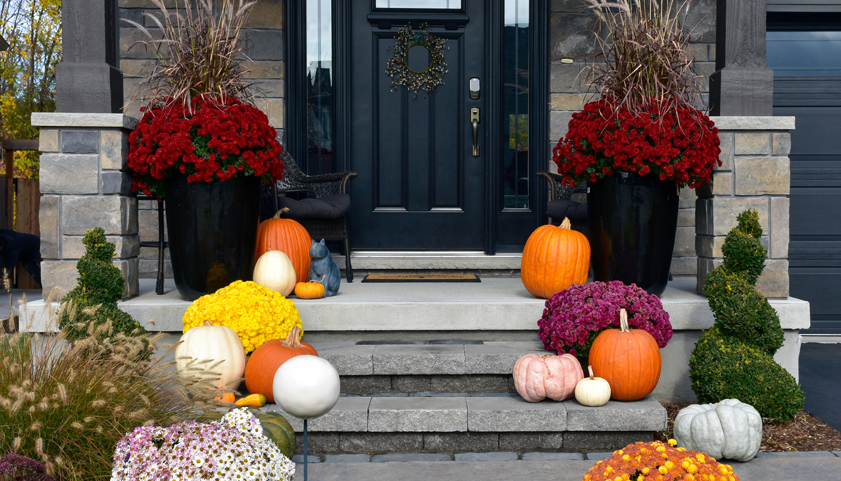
[
  {"left": 704, "top": 268, "right": 784, "bottom": 355},
  {"left": 59, "top": 228, "right": 145, "bottom": 341},
  {"left": 689, "top": 326, "right": 804, "bottom": 422}
]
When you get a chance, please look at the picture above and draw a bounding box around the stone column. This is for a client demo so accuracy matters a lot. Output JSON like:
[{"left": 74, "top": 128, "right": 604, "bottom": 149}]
[
  {"left": 56, "top": 0, "right": 123, "bottom": 113},
  {"left": 709, "top": 0, "right": 774, "bottom": 116},
  {"left": 31, "top": 113, "right": 139, "bottom": 299},
  {"left": 696, "top": 116, "right": 794, "bottom": 298}
]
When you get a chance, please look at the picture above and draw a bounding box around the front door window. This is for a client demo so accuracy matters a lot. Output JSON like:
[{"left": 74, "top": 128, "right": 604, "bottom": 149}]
[
  {"left": 501, "top": 0, "right": 530, "bottom": 210},
  {"left": 306, "top": 0, "right": 334, "bottom": 175},
  {"left": 375, "top": 0, "right": 462, "bottom": 9}
]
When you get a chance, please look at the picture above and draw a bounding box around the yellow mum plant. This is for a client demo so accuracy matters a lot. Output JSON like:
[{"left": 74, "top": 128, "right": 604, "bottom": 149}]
[
  {"left": 183, "top": 280, "right": 303, "bottom": 353},
  {"left": 583, "top": 439, "right": 739, "bottom": 481}
]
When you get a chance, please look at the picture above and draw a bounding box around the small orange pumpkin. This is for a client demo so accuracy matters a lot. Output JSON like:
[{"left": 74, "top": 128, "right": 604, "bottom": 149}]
[
  {"left": 243, "top": 325, "right": 318, "bottom": 403},
  {"left": 214, "top": 392, "right": 236, "bottom": 403},
  {"left": 256, "top": 208, "right": 312, "bottom": 283},
  {"left": 588, "top": 308, "right": 662, "bottom": 401},
  {"left": 295, "top": 278, "right": 326, "bottom": 299},
  {"left": 521, "top": 217, "right": 590, "bottom": 298}
]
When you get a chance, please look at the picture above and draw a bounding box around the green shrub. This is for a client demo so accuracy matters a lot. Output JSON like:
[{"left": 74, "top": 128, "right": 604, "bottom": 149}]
[
  {"left": 689, "top": 327, "right": 803, "bottom": 422},
  {"left": 58, "top": 228, "right": 145, "bottom": 341},
  {"left": 721, "top": 209, "right": 766, "bottom": 285},
  {"left": 0, "top": 323, "right": 217, "bottom": 480},
  {"left": 704, "top": 268, "right": 784, "bottom": 355}
]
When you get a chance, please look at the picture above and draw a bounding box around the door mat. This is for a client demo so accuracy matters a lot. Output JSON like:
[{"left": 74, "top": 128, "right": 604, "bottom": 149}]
[{"left": 362, "top": 273, "right": 480, "bottom": 283}]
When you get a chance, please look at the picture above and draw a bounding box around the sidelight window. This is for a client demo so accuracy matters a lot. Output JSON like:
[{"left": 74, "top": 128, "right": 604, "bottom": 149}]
[{"left": 501, "top": 0, "right": 530, "bottom": 210}]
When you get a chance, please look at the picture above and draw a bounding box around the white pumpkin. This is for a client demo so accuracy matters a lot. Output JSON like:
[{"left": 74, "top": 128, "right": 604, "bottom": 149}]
[
  {"left": 574, "top": 366, "right": 611, "bottom": 407},
  {"left": 673, "top": 398, "right": 762, "bottom": 462},
  {"left": 175, "top": 321, "right": 247, "bottom": 391},
  {"left": 273, "top": 355, "right": 340, "bottom": 419},
  {"left": 253, "top": 250, "right": 297, "bottom": 296}
]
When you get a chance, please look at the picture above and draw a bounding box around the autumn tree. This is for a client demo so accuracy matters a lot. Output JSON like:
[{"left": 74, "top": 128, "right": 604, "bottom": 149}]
[{"left": 0, "top": 0, "right": 61, "bottom": 178}]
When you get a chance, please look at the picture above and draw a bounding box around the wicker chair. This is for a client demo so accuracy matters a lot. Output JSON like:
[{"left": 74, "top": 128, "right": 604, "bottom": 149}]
[
  {"left": 263, "top": 150, "right": 358, "bottom": 282},
  {"left": 537, "top": 171, "right": 588, "bottom": 234}
]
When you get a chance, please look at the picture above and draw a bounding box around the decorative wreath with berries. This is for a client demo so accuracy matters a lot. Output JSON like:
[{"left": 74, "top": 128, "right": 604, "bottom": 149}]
[{"left": 385, "top": 23, "right": 448, "bottom": 97}]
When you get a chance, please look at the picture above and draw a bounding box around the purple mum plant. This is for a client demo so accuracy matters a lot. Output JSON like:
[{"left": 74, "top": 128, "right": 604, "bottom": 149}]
[
  {"left": 0, "top": 453, "right": 55, "bottom": 481},
  {"left": 538, "top": 281, "right": 673, "bottom": 358}
]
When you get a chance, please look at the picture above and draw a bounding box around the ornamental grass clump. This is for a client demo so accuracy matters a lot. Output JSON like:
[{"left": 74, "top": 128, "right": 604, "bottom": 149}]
[
  {"left": 538, "top": 281, "right": 672, "bottom": 358},
  {"left": 111, "top": 408, "right": 295, "bottom": 481},
  {"left": 583, "top": 439, "right": 739, "bottom": 481},
  {"left": 690, "top": 209, "right": 804, "bottom": 421},
  {"left": 0, "top": 313, "right": 216, "bottom": 480},
  {"left": 182, "top": 280, "right": 303, "bottom": 353}
]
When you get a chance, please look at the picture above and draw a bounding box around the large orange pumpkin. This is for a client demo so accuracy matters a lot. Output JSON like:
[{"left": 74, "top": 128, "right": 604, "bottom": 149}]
[
  {"left": 521, "top": 217, "right": 590, "bottom": 298},
  {"left": 244, "top": 326, "right": 318, "bottom": 403},
  {"left": 588, "top": 309, "right": 661, "bottom": 401},
  {"left": 256, "top": 208, "right": 312, "bottom": 283}
]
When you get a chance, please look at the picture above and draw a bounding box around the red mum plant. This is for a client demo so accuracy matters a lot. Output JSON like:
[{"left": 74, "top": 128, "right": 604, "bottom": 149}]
[
  {"left": 538, "top": 280, "right": 673, "bottom": 358},
  {"left": 128, "top": 97, "right": 284, "bottom": 198},
  {"left": 553, "top": 97, "right": 721, "bottom": 188}
]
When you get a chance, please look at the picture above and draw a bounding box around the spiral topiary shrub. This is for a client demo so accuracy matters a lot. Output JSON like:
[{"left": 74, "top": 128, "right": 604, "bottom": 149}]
[
  {"left": 704, "top": 268, "right": 783, "bottom": 355},
  {"left": 690, "top": 209, "right": 803, "bottom": 421},
  {"left": 58, "top": 228, "right": 145, "bottom": 341},
  {"left": 690, "top": 327, "right": 804, "bottom": 422}
]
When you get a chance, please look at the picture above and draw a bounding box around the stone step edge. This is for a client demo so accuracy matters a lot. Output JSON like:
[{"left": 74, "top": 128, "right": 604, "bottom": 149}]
[
  {"left": 258, "top": 395, "right": 666, "bottom": 434},
  {"left": 318, "top": 341, "right": 547, "bottom": 376}
]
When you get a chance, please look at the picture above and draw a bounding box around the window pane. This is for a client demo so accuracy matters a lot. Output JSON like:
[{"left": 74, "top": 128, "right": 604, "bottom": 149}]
[
  {"left": 306, "top": 0, "right": 334, "bottom": 174},
  {"left": 502, "top": 0, "right": 529, "bottom": 210},
  {"left": 375, "top": 0, "right": 462, "bottom": 9},
  {"left": 767, "top": 31, "right": 841, "bottom": 76}
]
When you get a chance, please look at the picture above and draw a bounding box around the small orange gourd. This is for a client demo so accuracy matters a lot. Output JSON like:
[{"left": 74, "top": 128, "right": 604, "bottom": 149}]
[
  {"left": 521, "top": 217, "right": 590, "bottom": 298},
  {"left": 214, "top": 392, "right": 236, "bottom": 403},
  {"left": 588, "top": 309, "right": 662, "bottom": 401},
  {"left": 243, "top": 326, "right": 318, "bottom": 403},
  {"left": 255, "top": 208, "right": 312, "bottom": 283},
  {"left": 295, "top": 277, "right": 326, "bottom": 299}
]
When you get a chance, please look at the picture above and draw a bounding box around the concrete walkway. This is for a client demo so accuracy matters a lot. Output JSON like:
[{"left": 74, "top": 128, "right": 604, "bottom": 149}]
[{"left": 291, "top": 452, "right": 841, "bottom": 481}]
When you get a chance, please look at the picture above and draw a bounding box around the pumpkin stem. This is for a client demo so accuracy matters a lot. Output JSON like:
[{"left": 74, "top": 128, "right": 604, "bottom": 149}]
[
  {"left": 203, "top": 320, "right": 213, "bottom": 327},
  {"left": 282, "top": 325, "right": 303, "bottom": 348},
  {"left": 588, "top": 365, "right": 595, "bottom": 380},
  {"left": 272, "top": 207, "right": 291, "bottom": 219},
  {"left": 311, "top": 275, "right": 326, "bottom": 285},
  {"left": 560, "top": 217, "right": 572, "bottom": 230},
  {"left": 619, "top": 308, "right": 630, "bottom": 332}
]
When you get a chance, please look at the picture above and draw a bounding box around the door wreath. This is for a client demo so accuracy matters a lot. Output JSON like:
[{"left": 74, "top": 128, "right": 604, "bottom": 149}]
[{"left": 386, "top": 23, "right": 448, "bottom": 98}]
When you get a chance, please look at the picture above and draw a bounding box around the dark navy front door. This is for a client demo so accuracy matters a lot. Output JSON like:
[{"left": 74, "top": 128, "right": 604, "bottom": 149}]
[{"left": 348, "top": 0, "right": 487, "bottom": 250}]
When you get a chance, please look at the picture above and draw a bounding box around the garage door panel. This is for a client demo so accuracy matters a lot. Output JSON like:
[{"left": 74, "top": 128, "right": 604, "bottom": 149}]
[
  {"left": 791, "top": 269, "right": 841, "bottom": 317},
  {"left": 790, "top": 190, "right": 841, "bottom": 235}
]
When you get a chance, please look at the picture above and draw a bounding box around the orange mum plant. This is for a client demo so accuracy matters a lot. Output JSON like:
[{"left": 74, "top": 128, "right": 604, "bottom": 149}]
[{"left": 583, "top": 439, "right": 738, "bottom": 481}]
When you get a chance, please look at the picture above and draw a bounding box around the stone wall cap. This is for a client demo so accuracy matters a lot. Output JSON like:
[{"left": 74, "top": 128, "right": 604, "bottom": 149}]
[
  {"left": 31, "top": 113, "right": 139, "bottom": 130},
  {"left": 710, "top": 116, "right": 795, "bottom": 131}
]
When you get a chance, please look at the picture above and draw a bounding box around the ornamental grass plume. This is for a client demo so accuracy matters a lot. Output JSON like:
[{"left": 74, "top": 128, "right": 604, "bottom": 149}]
[
  {"left": 0, "top": 295, "right": 217, "bottom": 480},
  {"left": 583, "top": 0, "right": 703, "bottom": 116},
  {"left": 538, "top": 281, "right": 672, "bottom": 358},
  {"left": 122, "top": 0, "right": 258, "bottom": 111},
  {"left": 111, "top": 408, "right": 295, "bottom": 481},
  {"left": 182, "top": 280, "right": 303, "bottom": 353},
  {"left": 583, "top": 439, "right": 739, "bottom": 481}
]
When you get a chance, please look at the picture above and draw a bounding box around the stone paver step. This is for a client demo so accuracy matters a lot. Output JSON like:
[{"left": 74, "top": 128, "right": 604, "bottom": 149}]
[
  {"left": 315, "top": 341, "right": 546, "bottom": 376},
  {"left": 261, "top": 395, "right": 666, "bottom": 434}
]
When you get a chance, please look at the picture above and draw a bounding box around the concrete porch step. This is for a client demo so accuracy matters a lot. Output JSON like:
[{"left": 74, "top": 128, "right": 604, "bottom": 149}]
[{"left": 261, "top": 395, "right": 666, "bottom": 454}]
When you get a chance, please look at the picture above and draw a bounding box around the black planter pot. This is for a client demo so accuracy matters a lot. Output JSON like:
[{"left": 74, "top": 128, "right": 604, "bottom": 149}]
[
  {"left": 587, "top": 171, "right": 680, "bottom": 297},
  {"left": 164, "top": 174, "right": 261, "bottom": 301}
]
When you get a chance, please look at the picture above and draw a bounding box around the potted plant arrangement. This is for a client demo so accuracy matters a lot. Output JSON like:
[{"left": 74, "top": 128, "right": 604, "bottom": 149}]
[
  {"left": 124, "top": 0, "right": 285, "bottom": 300},
  {"left": 553, "top": 0, "right": 721, "bottom": 295}
]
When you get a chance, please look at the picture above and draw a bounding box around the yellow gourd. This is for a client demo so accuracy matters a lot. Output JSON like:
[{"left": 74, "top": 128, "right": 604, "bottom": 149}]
[{"left": 235, "top": 393, "right": 267, "bottom": 407}]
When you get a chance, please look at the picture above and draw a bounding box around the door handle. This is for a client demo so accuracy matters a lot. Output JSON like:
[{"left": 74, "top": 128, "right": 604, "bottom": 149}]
[{"left": 470, "top": 107, "right": 480, "bottom": 157}]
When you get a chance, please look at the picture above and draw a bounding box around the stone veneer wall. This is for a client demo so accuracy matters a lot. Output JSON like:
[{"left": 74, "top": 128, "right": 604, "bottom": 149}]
[
  {"left": 118, "top": 0, "right": 286, "bottom": 278},
  {"left": 696, "top": 117, "right": 794, "bottom": 298},
  {"left": 548, "top": 0, "right": 717, "bottom": 276},
  {"left": 30, "top": 113, "right": 140, "bottom": 299}
]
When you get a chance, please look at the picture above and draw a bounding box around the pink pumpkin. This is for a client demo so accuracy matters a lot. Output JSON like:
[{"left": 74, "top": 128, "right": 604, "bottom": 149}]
[{"left": 513, "top": 353, "right": 584, "bottom": 402}]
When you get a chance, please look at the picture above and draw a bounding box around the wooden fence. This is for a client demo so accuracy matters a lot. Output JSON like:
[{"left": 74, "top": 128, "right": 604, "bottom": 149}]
[{"left": 0, "top": 139, "right": 41, "bottom": 289}]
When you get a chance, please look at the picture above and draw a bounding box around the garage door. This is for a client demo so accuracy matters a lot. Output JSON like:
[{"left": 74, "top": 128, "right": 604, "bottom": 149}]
[{"left": 768, "top": 25, "right": 841, "bottom": 334}]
